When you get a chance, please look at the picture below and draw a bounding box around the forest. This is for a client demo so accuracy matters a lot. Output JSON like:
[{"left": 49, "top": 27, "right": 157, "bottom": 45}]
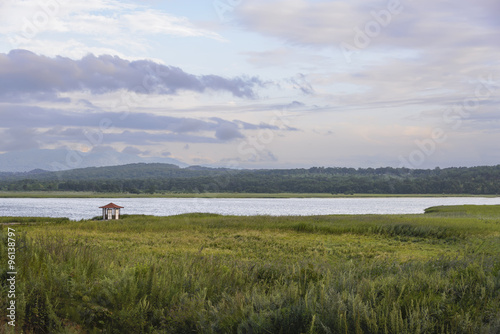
[{"left": 1, "top": 163, "right": 500, "bottom": 194}]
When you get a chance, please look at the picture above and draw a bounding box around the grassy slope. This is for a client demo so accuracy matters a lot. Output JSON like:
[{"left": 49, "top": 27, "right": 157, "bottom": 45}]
[{"left": 1, "top": 206, "right": 500, "bottom": 333}]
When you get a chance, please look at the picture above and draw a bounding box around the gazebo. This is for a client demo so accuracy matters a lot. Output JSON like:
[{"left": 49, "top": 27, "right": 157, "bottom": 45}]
[{"left": 99, "top": 203, "right": 124, "bottom": 220}]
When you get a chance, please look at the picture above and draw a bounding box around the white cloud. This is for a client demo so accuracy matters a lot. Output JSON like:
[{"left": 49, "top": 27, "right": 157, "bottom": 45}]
[
  {"left": 235, "top": 0, "right": 360, "bottom": 46},
  {"left": 1, "top": 0, "right": 499, "bottom": 168},
  {"left": 123, "top": 10, "right": 226, "bottom": 41},
  {"left": 0, "top": 0, "right": 225, "bottom": 58},
  {"left": 242, "top": 47, "right": 331, "bottom": 69},
  {"left": 8, "top": 38, "right": 138, "bottom": 60},
  {"left": 236, "top": 0, "right": 500, "bottom": 49}
]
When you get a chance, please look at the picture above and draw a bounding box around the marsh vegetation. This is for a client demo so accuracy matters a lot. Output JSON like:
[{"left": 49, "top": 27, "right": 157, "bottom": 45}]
[{"left": 1, "top": 205, "right": 500, "bottom": 333}]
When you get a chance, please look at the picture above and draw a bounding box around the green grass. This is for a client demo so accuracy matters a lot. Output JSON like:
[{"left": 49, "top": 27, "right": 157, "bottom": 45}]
[
  {"left": 1, "top": 206, "right": 500, "bottom": 333},
  {"left": 425, "top": 204, "right": 500, "bottom": 216},
  {"left": 0, "top": 191, "right": 497, "bottom": 198}
]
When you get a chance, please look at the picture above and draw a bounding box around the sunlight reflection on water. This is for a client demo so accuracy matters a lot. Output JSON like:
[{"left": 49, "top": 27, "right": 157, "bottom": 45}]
[{"left": 1, "top": 197, "right": 499, "bottom": 220}]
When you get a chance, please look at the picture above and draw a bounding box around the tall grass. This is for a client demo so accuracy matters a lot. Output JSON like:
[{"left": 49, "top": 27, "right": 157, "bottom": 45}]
[{"left": 1, "top": 207, "right": 500, "bottom": 333}]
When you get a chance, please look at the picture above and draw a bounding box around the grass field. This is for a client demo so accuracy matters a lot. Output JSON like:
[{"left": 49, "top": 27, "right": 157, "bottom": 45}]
[
  {"left": 1, "top": 205, "right": 500, "bottom": 333},
  {"left": 0, "top": 191, "right": 497, "bottom": 198}
]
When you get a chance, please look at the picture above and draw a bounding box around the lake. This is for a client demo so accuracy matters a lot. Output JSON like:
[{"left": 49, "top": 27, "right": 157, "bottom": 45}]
[{"left": 1, "top": 197, "right": 499, "bottom": 220}]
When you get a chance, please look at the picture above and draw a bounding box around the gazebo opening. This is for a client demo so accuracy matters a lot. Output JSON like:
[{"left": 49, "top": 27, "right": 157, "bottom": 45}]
[{"left": 99, "top": 203, "right": 124, "bottom": 220}]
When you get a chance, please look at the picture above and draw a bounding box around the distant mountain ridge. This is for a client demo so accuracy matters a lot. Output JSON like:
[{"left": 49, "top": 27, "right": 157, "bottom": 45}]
[
  {"left": 0, "top": 148, "right": 187, "bottom": 172},
  {"left": 0, "top": 168, "right": 50, "bottom": 180},
  {"left": 0, "top": 162, "right": 229, "bottom": 181}
]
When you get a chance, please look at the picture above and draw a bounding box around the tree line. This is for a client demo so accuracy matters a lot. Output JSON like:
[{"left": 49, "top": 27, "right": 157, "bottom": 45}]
[{"left": 1, "top": 163, "right": 499, "bottom": 194}]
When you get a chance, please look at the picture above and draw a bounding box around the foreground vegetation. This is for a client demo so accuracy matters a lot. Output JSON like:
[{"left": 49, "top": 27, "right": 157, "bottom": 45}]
[{"left": 1, "top": 206, "right": 500, "bottom": 333}]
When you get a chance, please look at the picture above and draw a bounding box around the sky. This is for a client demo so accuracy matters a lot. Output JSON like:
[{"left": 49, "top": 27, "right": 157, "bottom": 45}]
[{"left": 0, "top": 0, "right": 499, "bottom": 170}]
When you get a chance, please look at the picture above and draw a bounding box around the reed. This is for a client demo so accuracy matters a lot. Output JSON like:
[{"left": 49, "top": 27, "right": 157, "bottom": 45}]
[{"left": 1, "top": 205, "right": 499, "bottom": 333}]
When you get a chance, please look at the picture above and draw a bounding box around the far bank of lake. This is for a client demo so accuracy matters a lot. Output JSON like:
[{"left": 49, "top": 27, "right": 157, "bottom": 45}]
[{"left": 1, "top": 191, "right": 499, "bottom": 198}]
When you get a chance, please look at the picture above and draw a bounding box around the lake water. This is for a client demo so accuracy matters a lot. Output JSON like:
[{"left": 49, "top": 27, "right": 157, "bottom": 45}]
[{"left": 1, "top": 197, "right": 499, "bottom": 220}]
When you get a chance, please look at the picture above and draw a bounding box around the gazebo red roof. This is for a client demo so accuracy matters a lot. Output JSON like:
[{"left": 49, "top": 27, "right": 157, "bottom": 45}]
[{"left": 99, "top": 203, "right": 124, "bottom": 209}]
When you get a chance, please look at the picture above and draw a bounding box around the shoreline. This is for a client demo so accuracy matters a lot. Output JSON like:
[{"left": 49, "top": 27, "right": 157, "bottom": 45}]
[{"left": 0, "top": 191, "right": 498, "bottom": 199}]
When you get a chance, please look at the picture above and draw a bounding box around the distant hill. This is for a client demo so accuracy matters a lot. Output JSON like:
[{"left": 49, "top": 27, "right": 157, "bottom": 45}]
[
  {"left": 0, "top": 148, "right": 187, "bottom": 172},
  {"left": 0, "top": 163, "right": 211, "bottom": 181},
  {"left": 40, "top": 163, "right": 186, "bottom": 180},
  {"left": 1, "top": 163, "right": 500, "bottom": 195}
]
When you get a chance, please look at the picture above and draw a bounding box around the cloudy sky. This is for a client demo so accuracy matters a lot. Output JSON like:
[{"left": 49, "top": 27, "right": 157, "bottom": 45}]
[{"left": 0, "top": 0, "right": 499, "bottom": 170}]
